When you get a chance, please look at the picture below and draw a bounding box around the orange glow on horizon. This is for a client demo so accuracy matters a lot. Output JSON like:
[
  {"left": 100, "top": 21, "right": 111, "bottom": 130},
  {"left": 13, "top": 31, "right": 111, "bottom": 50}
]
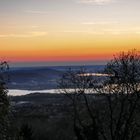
[
  {"left": 0, "top": 33, "right": 140, "bottom": 63},
  {"left": 0, "top": 53, "right": 113, "bottom": 62}
]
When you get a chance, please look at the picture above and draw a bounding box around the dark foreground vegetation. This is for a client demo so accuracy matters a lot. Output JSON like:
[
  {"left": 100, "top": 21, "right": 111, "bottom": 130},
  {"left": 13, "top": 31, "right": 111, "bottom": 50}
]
[
  {"left": 0, "top": 50, "right": 140, "bottom": 140},
  {"left": 10, "top": 93, "right": 75, "bottom": 140}
]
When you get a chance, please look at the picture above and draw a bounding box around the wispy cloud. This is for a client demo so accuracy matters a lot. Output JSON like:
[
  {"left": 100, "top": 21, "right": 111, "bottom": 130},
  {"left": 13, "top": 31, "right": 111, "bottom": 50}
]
[
  {"left": 81, "top": 21, "right": 118, "bottom": 25},
  {"left": 61, "top": 27, "right": 140, "bottom": 35},
  {"left": 25, "top": 10, "right": 48, "bottom": 14},
  {"left": 62, "top": 30, "right": 105, "bottom": 35},
  {"left": 103, "top": 27, "right": 140, "bottom": 35},
  {"left": 0, "top": 32, "right": 47, "bottom": 38},
  {"left": 77, "top": 0, "right": 114, "bottom": 5}
]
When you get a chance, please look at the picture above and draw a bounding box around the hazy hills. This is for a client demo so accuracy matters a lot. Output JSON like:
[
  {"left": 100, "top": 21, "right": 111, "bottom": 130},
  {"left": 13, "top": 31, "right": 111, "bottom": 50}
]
[{"left": 8, "top": 65, "right": 105, "bottom": 90}]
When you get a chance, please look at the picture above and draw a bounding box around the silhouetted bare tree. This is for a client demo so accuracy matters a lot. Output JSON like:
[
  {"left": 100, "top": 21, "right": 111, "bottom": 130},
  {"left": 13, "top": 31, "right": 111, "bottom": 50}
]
[
  {"left": 58, "top": 50, "right": 140, "bottom": 140},
  {"left": 97, "top": 50, "right": 140, "bottom": 140},
  {"left": 58, "top": 67, "right": 102, "bottom": 140}
]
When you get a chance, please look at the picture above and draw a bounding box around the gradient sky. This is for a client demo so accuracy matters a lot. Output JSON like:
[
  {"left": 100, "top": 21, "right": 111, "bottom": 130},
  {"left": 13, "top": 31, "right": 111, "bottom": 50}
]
[{"left": 0, "top": 0, "right": 140, "bottom": 66}]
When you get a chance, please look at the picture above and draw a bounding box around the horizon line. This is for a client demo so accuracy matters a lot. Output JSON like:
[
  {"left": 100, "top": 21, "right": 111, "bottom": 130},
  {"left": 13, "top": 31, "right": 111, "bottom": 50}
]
[{"left": 9, "top": 60, "right": 108, "bottom": 67}]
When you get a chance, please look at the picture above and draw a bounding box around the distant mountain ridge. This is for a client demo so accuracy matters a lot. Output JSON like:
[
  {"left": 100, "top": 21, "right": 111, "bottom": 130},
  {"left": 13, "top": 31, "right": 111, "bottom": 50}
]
[{"left": 8, "top": 65, "right": 105, "bottom": 90}]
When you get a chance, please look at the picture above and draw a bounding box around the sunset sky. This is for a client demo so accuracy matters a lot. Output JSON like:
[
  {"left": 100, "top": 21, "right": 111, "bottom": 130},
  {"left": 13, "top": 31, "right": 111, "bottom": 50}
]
[{"left": 0, "top": 0, "right": 140, "bottom": 66}]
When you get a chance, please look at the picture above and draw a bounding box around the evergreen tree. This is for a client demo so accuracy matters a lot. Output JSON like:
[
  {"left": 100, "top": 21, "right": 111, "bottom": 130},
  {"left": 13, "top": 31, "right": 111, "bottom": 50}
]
[{"left": 0, "top": 62, "right": 9, "bottom": 140}]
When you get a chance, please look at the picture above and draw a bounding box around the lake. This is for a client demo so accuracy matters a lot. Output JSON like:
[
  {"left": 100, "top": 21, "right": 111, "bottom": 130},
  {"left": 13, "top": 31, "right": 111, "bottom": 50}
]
[{"left": 8, "top": 89, "right": 59, "bottom": 96}]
